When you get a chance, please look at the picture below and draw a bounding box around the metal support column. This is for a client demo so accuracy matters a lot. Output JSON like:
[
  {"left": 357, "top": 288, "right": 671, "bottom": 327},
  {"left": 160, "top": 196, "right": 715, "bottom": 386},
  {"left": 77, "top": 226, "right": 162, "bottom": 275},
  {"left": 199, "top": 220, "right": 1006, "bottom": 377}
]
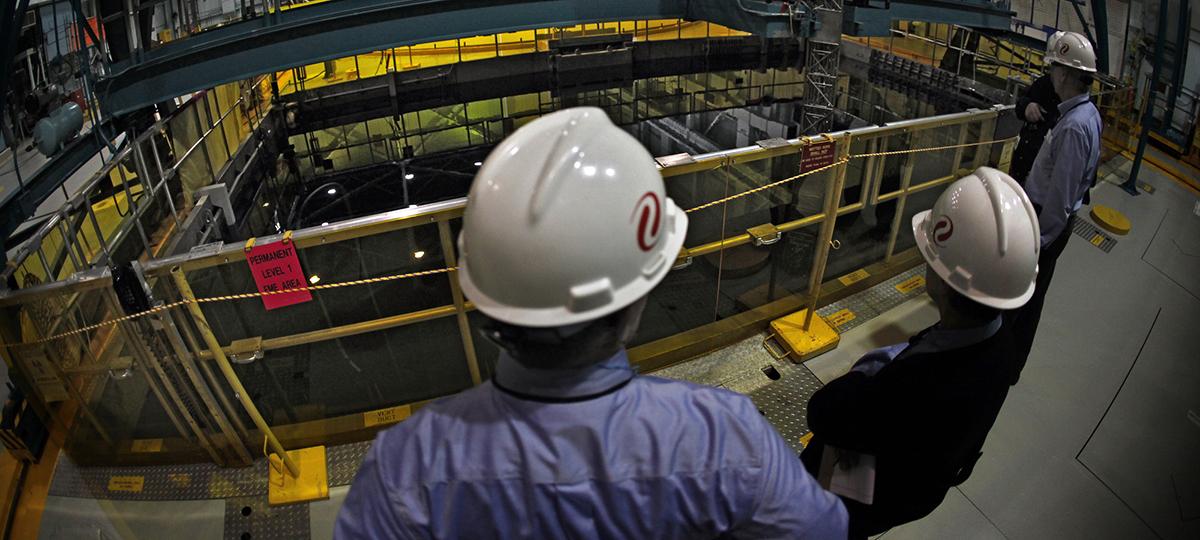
[
  {"left": 1123, "top": 0, "right": 1170, "bottom": 196},
  {"left": 437, "top": 220, "right": 482, "bottom": 385},
  {"left": 1161, "top": 0, "right": 1190, "bottom": 130},
  {"left": 800, "top": 0, "right": 844, "bottom": 134},
  {"left": 1089, "top": 0, "right": 1109, "bottom": 74},
  {"left": 802, "top": 135, "right": 851, "bottom": 331}
]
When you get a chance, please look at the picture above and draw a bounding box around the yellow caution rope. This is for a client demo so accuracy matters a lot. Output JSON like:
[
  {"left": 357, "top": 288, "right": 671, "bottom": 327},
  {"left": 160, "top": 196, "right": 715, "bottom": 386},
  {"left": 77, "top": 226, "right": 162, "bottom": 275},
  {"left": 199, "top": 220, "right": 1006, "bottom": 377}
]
[
  {"left": 684, "top": 136, "right": 1017, "bottom": 213},
  {"left": 28, "top": 268, "right": 457, "bottom": 344},
  {"left": 22, "top": 135, "right": 1018, "bottom": 345}
]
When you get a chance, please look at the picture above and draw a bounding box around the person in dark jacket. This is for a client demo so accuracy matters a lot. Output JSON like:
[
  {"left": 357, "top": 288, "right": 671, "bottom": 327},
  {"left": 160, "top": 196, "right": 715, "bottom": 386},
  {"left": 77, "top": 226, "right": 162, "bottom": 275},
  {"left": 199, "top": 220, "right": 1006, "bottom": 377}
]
[
  {"left": 801, "top": 167, "right": 1042, "bottom": 539},
  {"left": 1011, "top": 73, "right": 1061, "bottom": 186}
]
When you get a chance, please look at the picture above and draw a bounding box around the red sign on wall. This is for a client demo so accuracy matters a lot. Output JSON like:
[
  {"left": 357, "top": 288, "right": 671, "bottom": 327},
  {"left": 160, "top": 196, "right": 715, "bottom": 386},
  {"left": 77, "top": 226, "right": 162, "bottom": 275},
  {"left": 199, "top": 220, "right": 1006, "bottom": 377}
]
[
  {"left": 244, "top": 241, "right": 312, "bottom": 310},
  {"left": 800, "top": 141, "right": 837, "bottom": 173}
]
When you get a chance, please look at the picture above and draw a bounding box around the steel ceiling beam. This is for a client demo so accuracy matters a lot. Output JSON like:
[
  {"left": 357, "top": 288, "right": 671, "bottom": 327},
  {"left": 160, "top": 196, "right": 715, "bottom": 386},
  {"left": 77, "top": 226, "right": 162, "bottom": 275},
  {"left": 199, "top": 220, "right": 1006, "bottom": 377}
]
[
  {"left": 843, "top": 0, "right": 1013, "bottom": 37},
  {"left": 95, "top": 0, "right": 797, "bottom": 116}
]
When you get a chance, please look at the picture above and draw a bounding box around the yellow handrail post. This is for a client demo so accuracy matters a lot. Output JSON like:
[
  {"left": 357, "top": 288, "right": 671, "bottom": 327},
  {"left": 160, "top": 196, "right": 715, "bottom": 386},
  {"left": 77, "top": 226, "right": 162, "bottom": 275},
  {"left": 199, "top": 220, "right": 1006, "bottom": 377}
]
[
  {"left": 885, "top": 130, "right": 922, "bottom": 263},
  {"left": 802, "top": 134, "right": 853, "bottom": 332},
  {"left": 437, "top": 220, "right": 482, "bottom": 385},
  {"left": 170, "top": 266, "right": 300, "bottom": 478}
]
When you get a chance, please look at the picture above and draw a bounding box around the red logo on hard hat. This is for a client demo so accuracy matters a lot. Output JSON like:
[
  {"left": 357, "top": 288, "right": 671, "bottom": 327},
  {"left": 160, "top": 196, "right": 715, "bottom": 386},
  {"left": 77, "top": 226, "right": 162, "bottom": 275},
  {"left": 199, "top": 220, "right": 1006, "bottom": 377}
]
[
  {"left": 932, "top": 216, "right": 954, "bottom": 246},
  {"left": 633, "top": 192, "right": 662, "bottom": 252}
]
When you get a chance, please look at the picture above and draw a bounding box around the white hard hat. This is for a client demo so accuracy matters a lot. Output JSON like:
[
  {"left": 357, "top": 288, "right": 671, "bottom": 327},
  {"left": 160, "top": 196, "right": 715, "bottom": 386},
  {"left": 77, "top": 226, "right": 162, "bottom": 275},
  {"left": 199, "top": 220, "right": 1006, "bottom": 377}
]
[
  {"left": 1045, "top": 31, "right": 1062, "bottom": 54},
  {"left": 1044, "top": 31, "right": 1098, "bottom": 73},
  {"left": 911, "top": 167, "right": 1040, "bottom": 310},
  {"left": 457, "top": 107, "right": 688, "bottom": 328}
]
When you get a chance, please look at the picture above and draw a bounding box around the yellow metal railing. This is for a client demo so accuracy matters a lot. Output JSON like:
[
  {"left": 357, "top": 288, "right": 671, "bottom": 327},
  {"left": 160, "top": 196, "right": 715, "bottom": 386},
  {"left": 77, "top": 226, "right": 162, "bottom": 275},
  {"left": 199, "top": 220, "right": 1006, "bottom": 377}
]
[{"left": 0, "top": 100, "right": 1015, "bottom": 466}]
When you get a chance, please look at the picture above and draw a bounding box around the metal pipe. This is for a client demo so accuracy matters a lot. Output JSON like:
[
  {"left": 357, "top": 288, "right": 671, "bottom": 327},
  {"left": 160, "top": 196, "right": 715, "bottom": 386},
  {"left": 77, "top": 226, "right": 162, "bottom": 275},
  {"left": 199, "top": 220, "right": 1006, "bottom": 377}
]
[
  {"left": 170, "top": 266, "right": 300, "bottom": 477},
  {"left": 438, "top": 220, "right": 481, "bottom": 385},
  {"left": 802, "top": 137, "right": 853, "bottom": 331}
]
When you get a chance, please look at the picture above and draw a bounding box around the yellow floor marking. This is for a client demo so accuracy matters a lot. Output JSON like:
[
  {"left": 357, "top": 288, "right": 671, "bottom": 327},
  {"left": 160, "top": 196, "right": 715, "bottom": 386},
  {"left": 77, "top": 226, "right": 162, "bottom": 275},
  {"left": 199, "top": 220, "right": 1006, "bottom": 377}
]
[
  {"left": 828, "top": 308, "right": 856, "bottom": 328},
  {"left": 363, "top": 404, "right": 412, "bottom": 427},
  {"left": 131, "top": 438, "right": 164, "bottom": 452},
  {"left": 895, "top": 275, "right": 925, "bottom": 294},
  {"left": 107, "top": 476, "right": 145, "bottom": 493},
  {"left": 838, "top": 269, "right": 870, "bottom": 287}
]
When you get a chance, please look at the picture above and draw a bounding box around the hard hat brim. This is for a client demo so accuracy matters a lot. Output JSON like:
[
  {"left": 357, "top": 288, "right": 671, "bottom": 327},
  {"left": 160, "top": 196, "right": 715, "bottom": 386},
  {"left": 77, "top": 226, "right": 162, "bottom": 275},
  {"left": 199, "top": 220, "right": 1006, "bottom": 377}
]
[
  {"left": 1047, "top": 58, "right": 1098, "bottom": 73},
  {"left": 912, "top": 211, "right": 1035, "bottom": 310},
  {"left": 459, "top": 198, "right": 690, "bottom": 328}
]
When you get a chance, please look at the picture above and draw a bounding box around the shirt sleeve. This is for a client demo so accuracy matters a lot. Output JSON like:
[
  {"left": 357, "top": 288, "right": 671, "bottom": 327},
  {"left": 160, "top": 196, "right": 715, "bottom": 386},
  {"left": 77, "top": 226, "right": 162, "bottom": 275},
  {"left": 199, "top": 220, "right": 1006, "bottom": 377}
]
[
  {"left": 1016, "top": 91, "right": 1034, "bottom": 122},
  {"left": 850, "top": 342, "right": 910, "bottom": 376},
  {"left": 733, "top": 407, "right": 848, "bottom": 540},
  {"left": 1017, "top": 75, "right": 1055, "bottom": 122},
  {"left": 1035, "top": 126, "right": 1090, "bottom": 246},
  {"left": 334, "top": 433, "right": 407, "bottom": 539}
]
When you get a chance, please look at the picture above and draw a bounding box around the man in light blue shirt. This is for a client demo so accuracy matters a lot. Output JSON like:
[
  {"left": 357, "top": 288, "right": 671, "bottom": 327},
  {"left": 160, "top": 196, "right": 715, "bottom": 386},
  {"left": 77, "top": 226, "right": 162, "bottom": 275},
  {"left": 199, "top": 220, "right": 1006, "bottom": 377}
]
[
  {"left": 335, "top": 108, "right": 847, "bottom": 539},
  {"left": 1006, "top": 31, "right": 1102, "bottom": 383}
]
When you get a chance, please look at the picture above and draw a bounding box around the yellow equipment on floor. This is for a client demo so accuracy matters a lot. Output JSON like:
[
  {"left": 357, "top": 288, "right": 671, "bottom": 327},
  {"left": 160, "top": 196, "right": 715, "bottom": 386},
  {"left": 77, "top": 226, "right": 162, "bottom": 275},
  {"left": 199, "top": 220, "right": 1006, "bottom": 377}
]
[
  {"left": 763, "top": 309, "right": 841, "bottom": 363},
  {"left": 1089, "top": 205, "right": 1131, "bottom": 235}
]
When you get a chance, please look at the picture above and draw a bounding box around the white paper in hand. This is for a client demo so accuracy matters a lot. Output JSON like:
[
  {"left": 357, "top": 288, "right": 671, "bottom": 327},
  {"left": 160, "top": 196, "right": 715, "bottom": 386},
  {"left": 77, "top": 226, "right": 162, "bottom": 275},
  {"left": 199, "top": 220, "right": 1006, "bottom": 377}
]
[{"left": 818, "top": 446, "right": 877, "bottom": 505}]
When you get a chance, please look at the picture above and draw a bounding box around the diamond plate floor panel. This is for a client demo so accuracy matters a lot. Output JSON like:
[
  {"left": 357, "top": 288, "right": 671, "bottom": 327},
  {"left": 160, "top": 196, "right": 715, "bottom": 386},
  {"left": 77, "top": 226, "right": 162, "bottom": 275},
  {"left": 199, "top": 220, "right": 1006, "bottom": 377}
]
[
  {"left": 658, "top": 263, "right": 928, "bottom": 450},
  {"left": 48, "top": 439, "right": 374, "bottom": 501},
  {"left": 224, "top": 496, "right": 310, "bottom": 540}
]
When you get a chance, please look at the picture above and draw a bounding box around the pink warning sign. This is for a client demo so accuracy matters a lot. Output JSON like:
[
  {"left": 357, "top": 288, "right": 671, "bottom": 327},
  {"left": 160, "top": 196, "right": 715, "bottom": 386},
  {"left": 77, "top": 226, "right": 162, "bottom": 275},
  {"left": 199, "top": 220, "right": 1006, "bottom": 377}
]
[{"left": 244, "top": 240, "right": 312, "bottom": 310}]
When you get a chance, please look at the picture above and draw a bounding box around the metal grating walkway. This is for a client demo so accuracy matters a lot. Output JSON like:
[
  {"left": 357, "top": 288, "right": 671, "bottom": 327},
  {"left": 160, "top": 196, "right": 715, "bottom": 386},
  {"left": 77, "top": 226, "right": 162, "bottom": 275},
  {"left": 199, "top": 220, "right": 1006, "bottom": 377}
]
[{"left": 49, "top": 265, "right": 929, "bottom": 501}]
